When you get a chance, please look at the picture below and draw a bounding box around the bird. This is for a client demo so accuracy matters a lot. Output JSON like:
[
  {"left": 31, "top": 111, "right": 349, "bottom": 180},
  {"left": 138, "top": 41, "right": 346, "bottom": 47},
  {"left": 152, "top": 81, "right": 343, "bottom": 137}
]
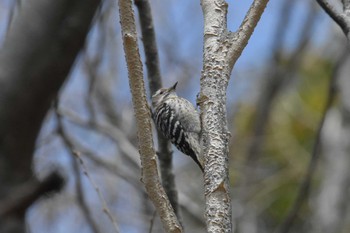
[{"left": 151, "top": 82, "right": 203, "bottom": 172}]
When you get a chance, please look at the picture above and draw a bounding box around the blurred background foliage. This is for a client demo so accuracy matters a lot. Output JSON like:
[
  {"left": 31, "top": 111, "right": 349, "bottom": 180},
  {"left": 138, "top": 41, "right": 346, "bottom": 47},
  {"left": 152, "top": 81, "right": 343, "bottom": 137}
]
[{"left": 231, "top": 56, "right": 333, "bottom": 228}]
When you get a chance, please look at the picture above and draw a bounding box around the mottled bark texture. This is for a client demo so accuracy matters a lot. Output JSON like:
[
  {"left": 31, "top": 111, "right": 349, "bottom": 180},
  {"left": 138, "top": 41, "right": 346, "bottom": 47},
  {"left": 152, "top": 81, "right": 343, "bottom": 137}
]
[
  {"left": 134, "top": 0, "right": 180, "bottom": 219},
  {"left": 0, "top": 0, "right": 100, "bottom": 232},
  {"left": 118, "top": 0, "right": 182, "bottom": 232},
  {"left": 199, "top": 0, "right": 269, "bottom": 232}
]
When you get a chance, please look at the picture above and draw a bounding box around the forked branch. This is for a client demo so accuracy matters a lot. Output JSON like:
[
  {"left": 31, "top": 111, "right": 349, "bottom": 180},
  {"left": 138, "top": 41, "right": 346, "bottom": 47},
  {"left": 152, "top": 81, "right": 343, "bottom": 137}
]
[{"left": 200, "top": 0, "right": 269, "bottom": 232}]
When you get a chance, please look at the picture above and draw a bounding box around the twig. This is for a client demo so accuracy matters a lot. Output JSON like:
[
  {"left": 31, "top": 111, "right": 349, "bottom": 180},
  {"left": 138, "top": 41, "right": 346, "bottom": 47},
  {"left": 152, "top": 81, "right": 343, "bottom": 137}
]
[
  {"left": 54, "top": 105, "right": 120, "bottom": 233},
  {"left": 72, "top": 156, "right": 101, "bottom": 233},
  {"left": 74, "top": 151, "right": 120, "bottom": 233},
  {"left": 148, "top": 210, "right": 157, "bottom": 233},
  {"left": 58, "top": 107, "right": 140, "bottom": 167},
  {"left": 69, "top": 138, "right": 138, "bottom": 187},
  {"left": 58, "top": 116, "right": 140, "bottom": 185},
  {"left": 82, "top": 8, "right": 105, "bottom": 123},
  {"left": 83, "top": 52, "right": 99, "bottom": 123}
]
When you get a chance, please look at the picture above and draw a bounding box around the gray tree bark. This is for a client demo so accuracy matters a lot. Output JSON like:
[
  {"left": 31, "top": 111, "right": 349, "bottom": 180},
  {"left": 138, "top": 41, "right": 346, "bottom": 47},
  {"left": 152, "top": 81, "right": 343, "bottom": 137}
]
[{"left": 199, "top": 0, "right": 269, "bottom": 232}]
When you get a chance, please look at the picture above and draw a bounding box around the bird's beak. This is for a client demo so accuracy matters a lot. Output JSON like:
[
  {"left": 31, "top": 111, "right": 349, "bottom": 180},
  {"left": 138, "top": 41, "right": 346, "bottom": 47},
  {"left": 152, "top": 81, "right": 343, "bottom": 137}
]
[{"left": 170, "top": 82, "right": 178, "bottom": 91}]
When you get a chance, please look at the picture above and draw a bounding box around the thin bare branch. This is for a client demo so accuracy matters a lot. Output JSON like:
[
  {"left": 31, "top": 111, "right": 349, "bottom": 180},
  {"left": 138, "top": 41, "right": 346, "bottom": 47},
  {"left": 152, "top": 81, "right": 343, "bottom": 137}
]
[
  {"left": 72, "top": 162, "right": 100, "bottom": 233},
  {"left": 55, "top": 106, "right": 120, "bottom": 233},
  {"left": 74, "top": 151, "right": 120, "bottom": 233},
  {"left": 134, "top": 0, "right": 162, "bottom": 94},
  {"left": 82, "top": 8, "right": 106, "bottom": 123},
  {"left": 148, "top": 210, "right": 157, "bottom": 233},
  {"left": 134, "top": 0, "right": 180, "bottom": 219},
  {"left": 118, "top": 0, "right": 182, "bottom": 232},
  {"left": 72, "top": 157, "right": 101, "bottom": 233},
  {"left": 57, "top": 109, "right": 141, "bottom": 187},
  {"left": 83, "top": 52, "right": 100, "bottom": 123},
  {"left": 59, "top": 107, "right": 141, "bottom": 167},
  {"left": 228, "top": 0, "right": 269, "bottom": 67}
]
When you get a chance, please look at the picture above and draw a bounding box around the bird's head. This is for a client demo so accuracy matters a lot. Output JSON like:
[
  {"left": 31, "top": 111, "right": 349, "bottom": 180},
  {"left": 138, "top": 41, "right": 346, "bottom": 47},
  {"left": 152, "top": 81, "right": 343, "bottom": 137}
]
[{"left": 152, "top": 82, "right": 178, "bottom": 107}]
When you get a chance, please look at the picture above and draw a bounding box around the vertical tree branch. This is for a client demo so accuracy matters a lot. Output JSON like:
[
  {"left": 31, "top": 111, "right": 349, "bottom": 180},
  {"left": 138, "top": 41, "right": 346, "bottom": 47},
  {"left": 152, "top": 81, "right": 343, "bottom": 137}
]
[
  {"left": 133, "top": 0, "right": 161, "bottom": 94},
  {"left": 199, "top": 0, "right": 268, "bottom": 232},
  {"left": 118, "top": 0, "right": 182, "bottom": 232},
  {"left": 134, "top": 0, "right": 180, "bottom": 219}
]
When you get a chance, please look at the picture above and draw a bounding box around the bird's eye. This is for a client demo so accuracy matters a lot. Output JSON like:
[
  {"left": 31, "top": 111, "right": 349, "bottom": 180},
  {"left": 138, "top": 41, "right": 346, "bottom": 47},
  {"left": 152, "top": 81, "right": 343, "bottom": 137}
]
[{"left": 159, "top": 90, "right": 164, "bottom": 94}]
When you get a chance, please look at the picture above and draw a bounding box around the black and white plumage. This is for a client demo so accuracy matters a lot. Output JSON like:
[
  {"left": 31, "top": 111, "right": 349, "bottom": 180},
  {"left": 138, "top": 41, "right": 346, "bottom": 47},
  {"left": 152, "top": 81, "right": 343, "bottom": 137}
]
[{"left": 152, "top": 82, "right": 203, "bottom": 172}]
